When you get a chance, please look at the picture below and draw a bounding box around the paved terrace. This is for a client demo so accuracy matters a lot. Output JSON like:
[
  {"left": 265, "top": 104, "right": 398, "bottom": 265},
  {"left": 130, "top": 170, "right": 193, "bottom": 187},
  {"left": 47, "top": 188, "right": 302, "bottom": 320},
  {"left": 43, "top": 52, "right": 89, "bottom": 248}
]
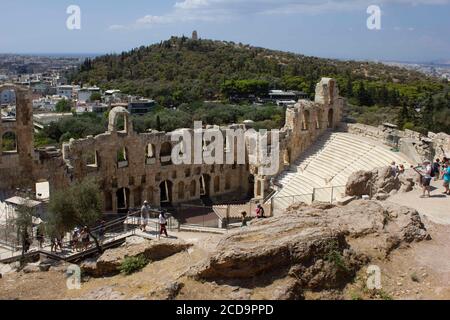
[{"left": 388, "top": 180, "right": 450, "bottom": 225}]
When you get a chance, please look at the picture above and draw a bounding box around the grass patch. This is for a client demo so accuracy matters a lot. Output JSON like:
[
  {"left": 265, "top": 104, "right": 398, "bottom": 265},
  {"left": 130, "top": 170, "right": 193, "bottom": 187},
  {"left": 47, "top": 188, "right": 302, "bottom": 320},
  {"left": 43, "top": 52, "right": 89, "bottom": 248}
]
[
  {"left": 411, "top": 273, "right": 420, "bottom": 283},
  {"left": 118, "top": 255, "right": 149, "bottom": 275},
  {"left": 324, "top": 240, "right": 349, "bottom": 272}
]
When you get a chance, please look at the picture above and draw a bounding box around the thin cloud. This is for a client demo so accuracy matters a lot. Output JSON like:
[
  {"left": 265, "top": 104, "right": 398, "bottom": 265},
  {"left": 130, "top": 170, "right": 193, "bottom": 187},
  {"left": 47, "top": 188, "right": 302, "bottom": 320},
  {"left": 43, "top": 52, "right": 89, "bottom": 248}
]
[{"left": 108, "top": 0, "right": 450, "bottom": 30}]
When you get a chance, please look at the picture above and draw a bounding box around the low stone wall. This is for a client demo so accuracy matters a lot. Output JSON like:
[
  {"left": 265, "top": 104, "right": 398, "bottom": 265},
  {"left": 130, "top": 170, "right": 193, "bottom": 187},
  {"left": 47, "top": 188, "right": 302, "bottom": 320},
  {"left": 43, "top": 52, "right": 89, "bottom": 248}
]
[{"left": 346, "top": 123, "right": 450, "bottom": 163}]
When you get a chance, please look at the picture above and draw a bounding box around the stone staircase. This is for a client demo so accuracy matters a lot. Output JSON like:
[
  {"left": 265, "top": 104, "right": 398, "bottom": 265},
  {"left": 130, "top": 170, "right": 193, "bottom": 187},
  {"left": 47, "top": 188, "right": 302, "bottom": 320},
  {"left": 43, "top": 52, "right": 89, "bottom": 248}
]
[{"left": 269, "top": 132, "right": 411, "bottom": 213}]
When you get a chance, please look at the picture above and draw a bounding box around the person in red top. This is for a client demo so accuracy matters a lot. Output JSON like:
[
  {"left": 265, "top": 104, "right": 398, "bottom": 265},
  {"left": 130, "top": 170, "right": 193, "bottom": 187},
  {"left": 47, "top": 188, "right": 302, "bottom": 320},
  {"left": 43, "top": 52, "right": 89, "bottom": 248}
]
[{"left": 256, "top": 204, "right": 265, "bottom": 219}]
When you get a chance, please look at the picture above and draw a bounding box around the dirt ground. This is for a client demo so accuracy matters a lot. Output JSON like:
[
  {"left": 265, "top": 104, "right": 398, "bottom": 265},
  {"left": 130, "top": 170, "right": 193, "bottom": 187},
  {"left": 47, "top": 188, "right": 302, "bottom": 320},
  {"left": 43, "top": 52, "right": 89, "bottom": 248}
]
[{"left": 1, "top": 220, "right": 450, "bottom": 300}]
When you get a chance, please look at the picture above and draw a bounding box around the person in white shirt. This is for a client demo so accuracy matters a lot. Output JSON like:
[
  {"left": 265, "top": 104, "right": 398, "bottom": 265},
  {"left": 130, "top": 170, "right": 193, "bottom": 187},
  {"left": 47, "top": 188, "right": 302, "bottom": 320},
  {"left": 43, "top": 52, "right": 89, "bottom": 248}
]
[
  {"left": 420, "top": 161, "right": 433, "bottom": 198},
  {"left": 140, "top": 201, "right": 150, "bottom": 231}
]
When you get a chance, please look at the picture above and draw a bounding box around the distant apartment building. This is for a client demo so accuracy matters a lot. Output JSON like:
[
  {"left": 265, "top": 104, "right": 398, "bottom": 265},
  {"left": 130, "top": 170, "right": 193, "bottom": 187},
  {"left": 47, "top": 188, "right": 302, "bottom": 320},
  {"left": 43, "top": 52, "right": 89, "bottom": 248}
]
[
  {"left": 32, "top": 96, "right": 66, "bottom": 111},
  {"left": 1, "top": 89, "right": 16, "bottom": 105},
  {"left": 77, "top": 86, "right": 101, "bottom": 102},
  {"left": 56, "top": 85, "right": 76, "bottom": 99},
  {"left": 128, "top": 99, "right": 156, "bottom": 115},
  {"left": 76, "top": 102, "right": 109, "bottom": 114},
  {"left": 263, "top": 90, "right": 308, "bottom": 106}
]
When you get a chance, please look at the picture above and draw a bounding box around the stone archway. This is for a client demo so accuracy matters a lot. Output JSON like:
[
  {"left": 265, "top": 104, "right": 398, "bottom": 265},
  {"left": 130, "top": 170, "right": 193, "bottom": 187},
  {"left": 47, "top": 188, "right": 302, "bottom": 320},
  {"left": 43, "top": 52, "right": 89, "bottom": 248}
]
[
  {"left": 302, "top": 110, "right": 310, "bottom": 131},
  {"left": 328, "top": 108, "right": 334, "bottom": 129},
  {"left": 159, "top": 180, "right": 173, "bottom": 207},
  {"left": 116, "top": 187, "right": 130, "bottom": 213},
  {"left": 2, "top": 132, "right": 17, "bottom": 153},
  {"left": 200, "top": 174, "right": 211, "bottom": 197}
]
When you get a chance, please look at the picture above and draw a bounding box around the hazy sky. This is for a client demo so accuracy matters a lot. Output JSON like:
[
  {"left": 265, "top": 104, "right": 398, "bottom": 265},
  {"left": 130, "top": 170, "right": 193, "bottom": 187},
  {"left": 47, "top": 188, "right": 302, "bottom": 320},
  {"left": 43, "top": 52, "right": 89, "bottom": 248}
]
[{"left": 1, "top": 0, "right": 450, "bottom": 62}]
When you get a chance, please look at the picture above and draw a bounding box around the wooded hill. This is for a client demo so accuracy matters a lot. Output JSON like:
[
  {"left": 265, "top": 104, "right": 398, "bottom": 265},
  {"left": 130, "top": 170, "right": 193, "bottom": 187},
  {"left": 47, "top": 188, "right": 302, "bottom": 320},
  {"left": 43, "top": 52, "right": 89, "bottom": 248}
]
[{"left": 70, "top": 36, "right": 449, "bottom": 134}]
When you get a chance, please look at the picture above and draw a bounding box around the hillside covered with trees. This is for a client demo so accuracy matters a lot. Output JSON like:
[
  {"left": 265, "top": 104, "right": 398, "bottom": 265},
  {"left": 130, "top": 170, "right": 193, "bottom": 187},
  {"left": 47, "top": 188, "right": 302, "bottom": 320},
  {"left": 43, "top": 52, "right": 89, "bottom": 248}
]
[{"left": 69, "top": 36, "right": 449, "bottom": 134}]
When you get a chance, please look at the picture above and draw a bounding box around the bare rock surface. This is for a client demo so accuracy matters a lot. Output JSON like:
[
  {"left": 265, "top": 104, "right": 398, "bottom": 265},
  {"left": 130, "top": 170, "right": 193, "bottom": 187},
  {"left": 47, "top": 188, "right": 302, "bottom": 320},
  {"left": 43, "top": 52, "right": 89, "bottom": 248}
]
[
  {"left": 346, "top": 167, "right": 419, "bottom": 198},
  {"left": 82, "top": 238, "right": 192, "bottom": 277},
  {"left": 191, "top": 200, "right": 430, "bottom": 298}
]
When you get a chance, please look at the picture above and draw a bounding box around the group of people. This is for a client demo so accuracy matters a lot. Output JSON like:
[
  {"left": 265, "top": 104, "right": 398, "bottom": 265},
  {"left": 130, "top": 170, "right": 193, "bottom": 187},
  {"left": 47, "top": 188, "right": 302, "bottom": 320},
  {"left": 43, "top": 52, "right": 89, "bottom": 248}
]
[
  {"left": 241, "top": 204, "right": 266, "bottom": 227},
  {"left": 69, "top": 226, "right": 92, "bottom": 252},
  {"left": 414, "top": 157, "right": 450, "bottom": 198},
  {"left": 140, "top": 201, "right": 169, "bottom": 238}
]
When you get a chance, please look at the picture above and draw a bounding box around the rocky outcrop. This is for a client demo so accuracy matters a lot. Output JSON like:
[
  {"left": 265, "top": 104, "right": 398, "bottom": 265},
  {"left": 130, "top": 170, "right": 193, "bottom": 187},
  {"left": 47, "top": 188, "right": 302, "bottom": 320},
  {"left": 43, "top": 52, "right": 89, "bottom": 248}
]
[
  {"left": 81, "top": 237, "right": 192, "bottom": 277},
  {"left": 191, "top": 200, "right": 429, "bottom": 298},
  {"left": 346, "top": 167, "right": 419, "bottom": 198}
]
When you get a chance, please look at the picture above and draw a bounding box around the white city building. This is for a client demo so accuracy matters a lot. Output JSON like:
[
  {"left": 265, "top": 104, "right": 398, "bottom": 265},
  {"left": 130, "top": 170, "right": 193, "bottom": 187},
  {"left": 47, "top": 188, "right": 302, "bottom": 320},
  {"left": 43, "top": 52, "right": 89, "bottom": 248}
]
[{"left": 56, "top": 85, "right": 77, "bottom": 100}]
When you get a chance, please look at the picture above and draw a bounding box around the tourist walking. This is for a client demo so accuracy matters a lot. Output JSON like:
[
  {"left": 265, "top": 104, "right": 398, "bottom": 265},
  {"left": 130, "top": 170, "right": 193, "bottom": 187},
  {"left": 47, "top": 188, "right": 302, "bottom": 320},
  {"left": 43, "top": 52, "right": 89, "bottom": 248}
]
[
  {"left": 433, "top": 159, "right": 441, "bottom": 181},
  {"left": 415, "top": 161, "right": 432, "bottom": 198},
  {"left": 36, "top": 225, "right": 44, "bottom": 249},
  {"left": 256, "top": 204, "right": 265, "bottom": 219},
  {"left": 56, "top": 233, "right": 63, "bottom": 252},
  {"left": 443, "top": 162, "right": 450, "bottom": 196},
  {"left": 241, "top": 211, "right": 248, "bottom": 228},
  {"left": 390, "top": 162, "right": 398, "bottom": 177},
  {"left": 159, "top": 212, "right": 168, "bottom": 238},
  {"left": 23, "top": 231, "right": 31, "bottom": 254},
  {"left": 140, "top": 201, "right": 150, "bottom": 231},
  {"left": 71, "top": 228, "right": 80, "bottom": 252},
  {"left": 81, "top": 227, "right": 90, "bottom": 251},
  {"left": 50, "top": 237, "right": 58, "bottom": 253}
]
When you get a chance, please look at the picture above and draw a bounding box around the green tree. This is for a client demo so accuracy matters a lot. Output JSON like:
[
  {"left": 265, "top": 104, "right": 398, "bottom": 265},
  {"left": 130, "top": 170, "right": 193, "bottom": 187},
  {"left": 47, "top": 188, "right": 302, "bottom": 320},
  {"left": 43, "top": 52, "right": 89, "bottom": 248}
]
[
  {"left": 55, "top": 99, "right": 72, "bottom": 113},
  {"left": 90, "top": 92, "right": 102, "bottom": 102},
  {"left": 48, "top": 178, "right": 104, "bottom": 253},
  {"left": 14, "top": 200, "right": 35, "bottom": 263}
]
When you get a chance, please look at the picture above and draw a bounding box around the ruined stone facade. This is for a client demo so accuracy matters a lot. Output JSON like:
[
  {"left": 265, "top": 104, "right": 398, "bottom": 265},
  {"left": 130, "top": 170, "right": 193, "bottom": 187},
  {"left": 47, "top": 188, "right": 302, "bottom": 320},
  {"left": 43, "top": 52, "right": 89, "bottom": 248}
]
[
  {"left": 0, "top": 85, "right": 36, "bottom": 190},
  {"left": 346, "top": 123, "right": 450, "bottom": 164},
  {"left": 254, "top": 78, "right": 344, "bottom": 198},
  {"left": 0, "top": 78, "right": 344, "bottom": 213}
]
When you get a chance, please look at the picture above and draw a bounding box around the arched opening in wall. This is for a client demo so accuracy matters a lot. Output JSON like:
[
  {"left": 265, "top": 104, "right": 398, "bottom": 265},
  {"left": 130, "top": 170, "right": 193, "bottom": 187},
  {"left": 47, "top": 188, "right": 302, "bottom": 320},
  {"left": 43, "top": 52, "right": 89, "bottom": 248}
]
[
  {"left": 117, "top": 147, "right": 128, "bottom": 168},
  {"left": 178, "top": 181, "right": 185, "bottom": 200},
  {"left": 114, "top": 113, "right": 128, "bottom": 133},
  {"left": 316, "top": 111, "right": 322, "bottom": 130},
  {"left": 302, "top": 110, "right": 310, "bottom": 131},
  {"left": 0, "top": 89, "right": 16, "bottom": 107},
  {"left": 327, "top": 109, "right": 334, "bottom": 129},
  {"left": 225, "top": 173, "right": 231, "bottom": 191},
  {"left": 2, "top": 132, "right": 17, "bottom": 153},
  {"left": 116, "top": 188, "right": 130, "bottom": 213},
  {"left": 104, "top": 192, "right": 113, "bottom": 212},
  {"left": 159, "top": 180, "right": 173, "bottom": 207},
  {"left": 160, "top": 142, "right": 172, "bottom": 166},
  {"left": 146, "top": 144, "right": 156, "bottom": 165},
  {"left": 200, "top": 174, "right": 211, "bottom": 197},
  {"left": 84, "top": 150, "right": 99, "bottom": 168},
  {"left": 134, "top": 187, "right": 142, "bottom": 208},
  {"left": 248, "top": 175, "right": 255, "bottom": 198},
  {"left": 283, "top": 149, "right": 291, "bottom": 166},
  {"left": 190, "top": 180, "right": 196, "bottom": 198},
  {"left": 214, "top": 176, "right": 220, "bottom": 193},
  {"left": 256, "top": 180, "right": 262, "bottom": 198}
]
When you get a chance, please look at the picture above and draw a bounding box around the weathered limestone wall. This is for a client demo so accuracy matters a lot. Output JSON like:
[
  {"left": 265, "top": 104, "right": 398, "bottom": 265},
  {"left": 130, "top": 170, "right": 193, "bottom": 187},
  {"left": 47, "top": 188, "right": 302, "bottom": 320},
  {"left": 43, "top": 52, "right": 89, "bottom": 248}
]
[
  {"left": 0, "top": 85, "right": 36, "bottom": 190},
  {"left": 61, "top": 108, "right": 252, "bottom": 212},
  {"left": 346, "top": 123, "right": 450, "bottom": 164},
  {"left": 0, "top": 77, "right": 345, "bottom": 213},
  {"left": 257, "top": 78, "right": 345, "bottom": 198}
]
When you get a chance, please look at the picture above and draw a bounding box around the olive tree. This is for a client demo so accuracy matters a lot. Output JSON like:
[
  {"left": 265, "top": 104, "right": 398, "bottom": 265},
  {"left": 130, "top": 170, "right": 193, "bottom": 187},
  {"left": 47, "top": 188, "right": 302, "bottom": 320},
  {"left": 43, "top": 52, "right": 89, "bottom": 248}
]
[{"left": 48, "top": 178, "right": 104, "bottom": 253}]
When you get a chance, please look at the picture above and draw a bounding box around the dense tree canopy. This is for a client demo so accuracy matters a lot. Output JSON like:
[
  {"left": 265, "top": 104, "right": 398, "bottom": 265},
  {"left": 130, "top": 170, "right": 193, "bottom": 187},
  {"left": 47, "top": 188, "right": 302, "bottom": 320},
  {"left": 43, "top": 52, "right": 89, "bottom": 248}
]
[{"left": 65, "top": 37, "right": 449, "bottom": 134}]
